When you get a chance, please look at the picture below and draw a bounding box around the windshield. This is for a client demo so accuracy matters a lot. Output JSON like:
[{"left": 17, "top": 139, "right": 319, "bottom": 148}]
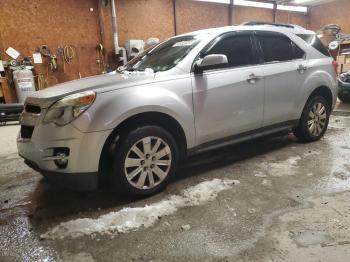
[{"left": 120, "top": 35, "right": 203, "bottom": 73}]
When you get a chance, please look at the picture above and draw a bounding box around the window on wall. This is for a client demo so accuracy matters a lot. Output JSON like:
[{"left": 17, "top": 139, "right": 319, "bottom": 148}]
[{"left": 205, "top": 34, "right": 255, "bottom": 69}]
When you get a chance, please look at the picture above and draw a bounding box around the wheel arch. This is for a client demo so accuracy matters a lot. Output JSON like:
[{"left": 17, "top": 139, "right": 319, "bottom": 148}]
[
  {"left": 297, "top": 85, "right": 334, "bottom": 121},
  {"left": 307, "top": 86, "right": 333, "bottom": 109},
  {"left": 98, "top": 111, "right": 188, "bottom": 185}
]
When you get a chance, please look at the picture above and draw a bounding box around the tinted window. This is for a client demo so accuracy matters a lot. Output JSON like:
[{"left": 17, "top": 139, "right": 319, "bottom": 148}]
[
  {"left": 257, "top": 34, "right": 295, "bottom": 63},
  {"left": 297, "top": 34, "right": 331, "bottom": 57},
  {"left": 292, "top": 42, "right": 306, "bottom": 59},
  {"left": 297, "top": 34, "right": 314, "bottom": 43},
  {"left": 205, "top": 34, "right": 255, "bottom": 69}
]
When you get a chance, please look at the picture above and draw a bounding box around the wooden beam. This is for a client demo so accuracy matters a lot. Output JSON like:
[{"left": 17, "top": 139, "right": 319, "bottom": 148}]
[
  {"left": 229, "top": 0, "right": 234, "bottom": 25},
  {"left": 273, "top": 1, "right": 277, "bottom": 23},
  {"left": 173, "top": 0, "right": 177, "bottom": 35}
]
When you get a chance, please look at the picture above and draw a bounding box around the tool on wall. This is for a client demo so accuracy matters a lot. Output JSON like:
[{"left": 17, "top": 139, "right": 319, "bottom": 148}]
[
  {"left": 35, "top": 71, "right": 58, "bottom": 90},
  {"left": 35, "top": 45, "right": 60, "bottom": 89},
  {"left": 58, "top": 44, "right": 76, "bottom": 73},
  {"left": 96, "top": 43, "right": 106, "bottom": 74},
  {"left": 39, "top": 45, "right": 58, "bottom": 71}
]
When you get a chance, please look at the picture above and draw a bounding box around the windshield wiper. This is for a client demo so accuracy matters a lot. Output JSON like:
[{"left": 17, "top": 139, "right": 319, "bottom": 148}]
[
  {"left": 117, "top": 67, "right": 156, "bottom": 74},
  {"left": 117, "top": 66, "right": 135, "bottom": 73}
]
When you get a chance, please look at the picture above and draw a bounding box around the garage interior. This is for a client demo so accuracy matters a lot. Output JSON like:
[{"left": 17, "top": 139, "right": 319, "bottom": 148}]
[{"left": 1, "top": 0, "right": 350, "bottom": 261}]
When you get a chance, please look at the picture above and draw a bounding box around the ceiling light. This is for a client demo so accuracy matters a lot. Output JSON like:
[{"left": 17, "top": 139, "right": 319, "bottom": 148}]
[
  {"left": 195, "top": 0, "right": 230, "bottom": 3},
  {"left": 277, "top": 5, "right": 308, "bottom": 12},
  {"left": 194, "top": 0, "right": 308, "bottom": 13},
  {"left": 234, "top": 0, "right": 273, "bottom": 9}
]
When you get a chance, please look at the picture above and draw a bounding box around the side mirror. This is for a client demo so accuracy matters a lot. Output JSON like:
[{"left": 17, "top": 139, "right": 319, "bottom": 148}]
[{"left": 194, "top": 54, "right": 228, "bottom": 73}]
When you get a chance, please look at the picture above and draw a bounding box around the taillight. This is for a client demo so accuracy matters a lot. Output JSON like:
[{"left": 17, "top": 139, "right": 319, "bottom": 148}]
[{"left": 332, "top": 60, "right": 338, "bottom": 75}]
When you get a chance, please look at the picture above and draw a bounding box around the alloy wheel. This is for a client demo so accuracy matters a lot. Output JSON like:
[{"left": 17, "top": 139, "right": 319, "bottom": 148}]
[
  {"left": 307, "top": 102, "right": 327, "bottom": 136},
  {"left": 124, "top": 136, "right": 172, "bottom": 190}
]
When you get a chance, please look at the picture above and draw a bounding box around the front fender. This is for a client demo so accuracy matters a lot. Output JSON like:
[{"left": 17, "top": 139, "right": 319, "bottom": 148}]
[{"left": 72, "top": 80, "right": 196, "bottom": 148}]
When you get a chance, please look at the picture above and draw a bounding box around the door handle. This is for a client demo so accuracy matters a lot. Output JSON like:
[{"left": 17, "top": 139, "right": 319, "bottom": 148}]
[
  {"left": 297, "top": 64, "right": 307, "bottom": 73},
  {"left": 247, "top": 73, "right": 263, "bottom": 84}
]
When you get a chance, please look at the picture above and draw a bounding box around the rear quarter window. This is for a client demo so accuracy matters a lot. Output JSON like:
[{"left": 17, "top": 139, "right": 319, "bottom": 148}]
[{"left": 297, "top": 34, "right": 331, "bottom": 57}]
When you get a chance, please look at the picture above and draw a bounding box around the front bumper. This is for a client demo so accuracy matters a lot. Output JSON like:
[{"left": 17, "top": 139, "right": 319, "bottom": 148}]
[
  {"left": 24, "top": 158, "right": 99, "bottom": 190},
  {"left": 17, "top": 110, "right": 112, "bottom": 191}
]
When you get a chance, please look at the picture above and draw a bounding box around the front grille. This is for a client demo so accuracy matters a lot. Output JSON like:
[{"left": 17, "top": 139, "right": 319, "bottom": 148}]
[
  {"left": 25, "top": 104, "right": 41, "bottom": 114},
  {"left": 20, "top": 125, "right": 34, "bottom": 139}
]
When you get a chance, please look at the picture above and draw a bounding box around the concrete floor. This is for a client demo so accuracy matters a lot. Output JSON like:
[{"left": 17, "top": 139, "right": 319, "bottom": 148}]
[{"left": 1, "top": 102, "right": 350, "bottom": 262}]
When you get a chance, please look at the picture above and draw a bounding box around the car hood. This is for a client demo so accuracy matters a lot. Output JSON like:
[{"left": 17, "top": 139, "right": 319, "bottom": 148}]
[{"left": 26, "top": 72, "right": 155, "bottom": 108}]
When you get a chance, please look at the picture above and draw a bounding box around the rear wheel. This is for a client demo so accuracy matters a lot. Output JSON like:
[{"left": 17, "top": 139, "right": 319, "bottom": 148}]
[
  {"left": 293, "top": 96, "right": 330, "bottom": 142},
  {"left": 110, "top": 126, "right": 179, "bottom": 196}
]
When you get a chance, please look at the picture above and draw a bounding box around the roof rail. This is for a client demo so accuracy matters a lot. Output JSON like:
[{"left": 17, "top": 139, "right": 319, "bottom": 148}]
[{"left": 241, "top": 21, "right": 295, "bottom": 29}]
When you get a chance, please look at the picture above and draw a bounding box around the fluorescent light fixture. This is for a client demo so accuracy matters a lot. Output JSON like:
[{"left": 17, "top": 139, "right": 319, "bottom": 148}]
[
  {"left": 234, "top": 0, "right": 273, "bottom": 9},
  {"left": 277, "top": 4, "right": 308, "bottom": 12},
  {"left": 195, "top": 0, "right": 230, "bottom": 3},
  {"left": 194, "top": 0, "right": 307, "bottom": 13}
]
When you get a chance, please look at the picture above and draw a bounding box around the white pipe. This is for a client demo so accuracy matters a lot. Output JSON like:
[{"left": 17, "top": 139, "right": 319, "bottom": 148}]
[{"left": 111, "top": 0, "right": 120, "bottom": 53}]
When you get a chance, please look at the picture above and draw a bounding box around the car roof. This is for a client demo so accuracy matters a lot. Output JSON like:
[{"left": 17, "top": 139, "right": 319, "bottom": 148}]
[{"left": 179, "top": 23, "right": 315, "bottom": 38}]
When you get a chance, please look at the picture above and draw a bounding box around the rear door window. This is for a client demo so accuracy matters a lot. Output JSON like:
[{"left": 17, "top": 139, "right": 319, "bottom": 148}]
[{"left": 256, "top": 33, "right": 296, "bottom": 63}]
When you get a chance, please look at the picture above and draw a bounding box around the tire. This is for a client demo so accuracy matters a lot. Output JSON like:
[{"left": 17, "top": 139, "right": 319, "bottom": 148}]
[
  {"left": 338, "top": 92, "right": 350, "bottom": 103},
  {"left": 293, "top": 96, "right": 330, "bottom": 142},
  {"left": 110, "top": 125, "right": 179, "bottom": 196}
]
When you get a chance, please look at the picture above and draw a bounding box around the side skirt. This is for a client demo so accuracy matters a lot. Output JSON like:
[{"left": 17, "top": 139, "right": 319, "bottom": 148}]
[{"left": 187, "top": 120, "right": 299, "bottom": 156}]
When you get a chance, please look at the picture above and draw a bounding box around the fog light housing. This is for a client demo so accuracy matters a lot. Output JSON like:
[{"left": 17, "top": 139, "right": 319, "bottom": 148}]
[
  {"left": 42, "top": 148, "right": 70, "bottom": 169},
  {"left": 54, "top": 152, "right": 69, "bottom": 168}
]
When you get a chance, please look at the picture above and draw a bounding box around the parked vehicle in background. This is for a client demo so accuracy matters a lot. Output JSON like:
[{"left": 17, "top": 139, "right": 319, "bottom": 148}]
[
  {"left": 17, "top": 23, "right": 338, "bottom": 196},
  {"left": 338, "top": 71, "right": 350, "bottom": 103}
]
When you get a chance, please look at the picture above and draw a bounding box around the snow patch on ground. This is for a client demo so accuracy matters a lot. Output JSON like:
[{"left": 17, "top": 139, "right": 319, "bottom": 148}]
[
  {"left": 261, "top": 156, "right": 302, "bottom": 177},
  {"left": 41, "top": 178, "right": 239, "bottom": 240},
  {"left": 262, "top": 179, "right": 272, "bottom": 187},
  {"left": 0, "top": 125, "right": 31, "bottom": 177},
  {"left": 0, "top": 125, "right": 20, "bottom": 157},
  {"left": 303, "top": 150, "right": 321, "bottom": 157},
  {"left": 0, "top": 158, "right": 30, "bottom": 176},
  {"left": 254, "top": 171, "right": 267, "bottom": 178}
]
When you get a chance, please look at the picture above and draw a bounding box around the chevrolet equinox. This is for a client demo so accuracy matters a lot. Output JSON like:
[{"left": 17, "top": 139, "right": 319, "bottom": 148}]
[{"left": 17, "top": 23, "right": 338, "bottom": 196}]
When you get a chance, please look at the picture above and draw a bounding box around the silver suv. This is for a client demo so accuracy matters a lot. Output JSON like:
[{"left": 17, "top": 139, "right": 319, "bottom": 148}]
[{"left": 17, "top": 23, "right": 338, "bottom": 196}]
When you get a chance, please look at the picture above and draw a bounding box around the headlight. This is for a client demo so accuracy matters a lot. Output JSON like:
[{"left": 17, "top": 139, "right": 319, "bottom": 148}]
[{"left": 43, "top": 91, "right": 96, "bottom": 126}]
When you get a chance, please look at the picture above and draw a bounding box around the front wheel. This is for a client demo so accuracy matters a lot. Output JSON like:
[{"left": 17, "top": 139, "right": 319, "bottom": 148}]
[
  {"left": 110, "top": 126, "right": 179, "bottom": 196},
  {"left": 293, "top": 96, "right": 330, "bottom": 142}
]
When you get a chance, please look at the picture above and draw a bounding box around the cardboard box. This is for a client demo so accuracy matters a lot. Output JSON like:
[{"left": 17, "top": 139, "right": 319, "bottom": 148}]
[
  {"left": 337, "top": 55, "right": 346, "bottom": 64},
  {"left": 342, "top": 64, "right": 350, "bottom": 73}
]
